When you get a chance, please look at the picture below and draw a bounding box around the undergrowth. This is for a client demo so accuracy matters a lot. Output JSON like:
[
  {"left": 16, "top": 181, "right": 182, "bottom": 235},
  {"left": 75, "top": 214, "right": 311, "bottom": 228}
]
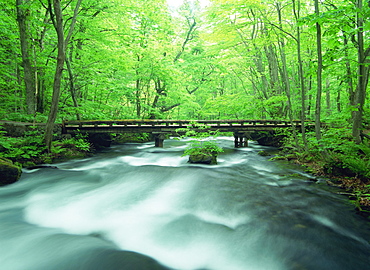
[
  {"left": 279, "top": 126, "right": 370, "bottom": 214},
  {"left": 0, "top": 125, "right": 91, "bottom": 167}
]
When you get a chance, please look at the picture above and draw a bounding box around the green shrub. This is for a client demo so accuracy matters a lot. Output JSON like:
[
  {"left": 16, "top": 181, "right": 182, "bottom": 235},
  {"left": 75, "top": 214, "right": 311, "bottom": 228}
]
[
  {"left": 177, "top": 121, "right": 223, "bottom": 159},
  {"left": 59, "top": 137, "right": 91, "bottom": 152},
  {"left": 183, "top": 140, "right": 223, "bottom": 157},
  {"left": 0, "top": 125, "right": 91, "bottom": 165},
  {"left": 0, "top": 127, "right": 46, "bottom": 162},
  {"left": 281, "top": 127, "right": 370, "bottom": 180}
]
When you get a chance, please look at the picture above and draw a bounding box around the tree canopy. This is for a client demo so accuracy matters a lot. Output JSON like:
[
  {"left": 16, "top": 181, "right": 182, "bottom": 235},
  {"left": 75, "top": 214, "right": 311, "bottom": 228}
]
[{"left": 1, "top": 0, "right": 369, "bottom": 144}]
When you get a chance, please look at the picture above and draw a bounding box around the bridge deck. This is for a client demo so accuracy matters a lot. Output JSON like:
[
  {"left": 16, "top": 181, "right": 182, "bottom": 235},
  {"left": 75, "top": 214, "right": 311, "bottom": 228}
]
[{"left": 62, "top": 119, "right": 310, "bottom": 134}]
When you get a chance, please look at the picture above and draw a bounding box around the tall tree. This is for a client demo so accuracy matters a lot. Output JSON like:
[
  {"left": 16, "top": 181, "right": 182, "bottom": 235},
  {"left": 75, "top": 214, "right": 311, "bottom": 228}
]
[
  {"left": 16, "top": 0, "right": 36, "bottom": 115},
  {"left": 44, "top": 0, "right": 82, "bottom": 151},
  {"left": 352, "top": 0, "right": 369, "bottom": 143},
  {"left": 275, "top": 2, "right": 299, "bottom": 149},
  {"left": 292, "top": 0, "right": 308, "bottom": 150},
  {"left": 314, "top": 0, "right": 323, "bottom": 141}
]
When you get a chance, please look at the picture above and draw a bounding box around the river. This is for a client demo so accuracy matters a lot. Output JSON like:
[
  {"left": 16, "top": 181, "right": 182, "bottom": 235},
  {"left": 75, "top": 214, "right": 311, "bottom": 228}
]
[{"left": 0, "top": 137, "right": 370, "bottom": 270}]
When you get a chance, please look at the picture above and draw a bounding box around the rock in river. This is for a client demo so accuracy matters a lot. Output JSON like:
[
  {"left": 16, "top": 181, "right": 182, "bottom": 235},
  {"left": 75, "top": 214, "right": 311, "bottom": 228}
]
[
  {"left": 0, "top": 158, "right": 22, "bottom": 186},
  {"left": 188, "top": 153, "right": 217, "bottom": 165}
]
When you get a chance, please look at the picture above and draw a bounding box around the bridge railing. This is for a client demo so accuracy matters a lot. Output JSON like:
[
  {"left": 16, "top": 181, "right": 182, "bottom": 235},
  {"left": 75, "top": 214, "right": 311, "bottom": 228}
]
[
  {"left": 61, "top": 120, "right": 315, "bottom": 136},
  {"left": 62, "top": 119, "right": 308, "bottom": 128}
]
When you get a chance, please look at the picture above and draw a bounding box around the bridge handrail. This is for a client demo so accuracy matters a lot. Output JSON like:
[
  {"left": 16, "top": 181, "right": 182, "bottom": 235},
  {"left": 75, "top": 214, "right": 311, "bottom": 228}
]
[{"left": 62, "top": 119, "right": 312, "bottom": 127}]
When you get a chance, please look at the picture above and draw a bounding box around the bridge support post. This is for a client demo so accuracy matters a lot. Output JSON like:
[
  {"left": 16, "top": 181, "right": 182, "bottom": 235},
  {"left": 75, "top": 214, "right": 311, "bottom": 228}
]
[
  {"left": 153, "top": 133, "right": 166, "bottom": 147},
  {"left": 234, "top": 132, "right": 249, "bottom": 148}
]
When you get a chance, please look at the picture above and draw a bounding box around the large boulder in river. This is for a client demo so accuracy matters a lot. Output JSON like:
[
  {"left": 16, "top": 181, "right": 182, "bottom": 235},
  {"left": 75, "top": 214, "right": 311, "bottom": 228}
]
[{"left": 0, "top": 158, "right": 22, "bottom": 186}]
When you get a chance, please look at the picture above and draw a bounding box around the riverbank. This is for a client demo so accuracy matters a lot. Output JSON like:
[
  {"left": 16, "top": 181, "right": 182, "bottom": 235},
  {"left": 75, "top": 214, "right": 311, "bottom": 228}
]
[{"left": 270, "top": 151, "right": 370, "bottom": 218}]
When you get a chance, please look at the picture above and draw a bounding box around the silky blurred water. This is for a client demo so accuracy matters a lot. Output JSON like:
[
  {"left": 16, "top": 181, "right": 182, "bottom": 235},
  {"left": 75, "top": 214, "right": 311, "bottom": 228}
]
[{"left": 0, "top": 138, "right": 370, "bottom": 270}]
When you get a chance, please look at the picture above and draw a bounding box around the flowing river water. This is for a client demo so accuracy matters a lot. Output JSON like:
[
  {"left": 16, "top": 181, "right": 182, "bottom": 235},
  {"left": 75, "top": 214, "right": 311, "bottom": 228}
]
[{"left": 1, "top": 137, "right": 370, "bottom": 270}]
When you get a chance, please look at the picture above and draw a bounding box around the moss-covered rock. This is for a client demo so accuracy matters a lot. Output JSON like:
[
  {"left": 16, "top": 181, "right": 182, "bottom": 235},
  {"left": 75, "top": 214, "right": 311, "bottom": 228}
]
[
  {"left": 258, "top": 150, "right": 270, "bottom": 156},
  {"left": 189, "top": 153, "right": 218, "bottom": 165},
  {"left": 0, "top": 158, "right": 22, "bottom": 186}
]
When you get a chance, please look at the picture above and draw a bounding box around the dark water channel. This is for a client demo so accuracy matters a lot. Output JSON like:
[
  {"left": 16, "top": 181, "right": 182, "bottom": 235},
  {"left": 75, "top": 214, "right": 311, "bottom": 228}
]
[{"left": 1, "top": 137, "right": 370, "bottom": 270}]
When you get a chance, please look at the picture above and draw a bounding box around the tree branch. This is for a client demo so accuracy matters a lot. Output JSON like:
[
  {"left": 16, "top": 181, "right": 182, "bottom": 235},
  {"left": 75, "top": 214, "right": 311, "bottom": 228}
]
[
  {"left": 174, "top": 16, "right": 197, "bottom": 62},
  {"left": 65, "top": 0, "right": 82, "bottom": 46}
]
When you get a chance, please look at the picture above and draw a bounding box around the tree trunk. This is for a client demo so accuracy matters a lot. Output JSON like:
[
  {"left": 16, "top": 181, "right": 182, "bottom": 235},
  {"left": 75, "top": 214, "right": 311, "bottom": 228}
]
[
  {"left": 293, "top": 0, "right": 308, "bottom": 150},
  {"left": 253, "top": 46, "right": 269, "bottom": 100},
  {"left": 314, "top": 0, "right": 323, "bottom": 141},
  {"left": 135, "top": 57, "right": 141, "bottom": 118},
  {"left": 66, "top": 56, "right": 81, "bottom": 120},
  {"left": 276, "top": 2, "right": 300, "bottom": 149},
  {"left": 326, "top": 77, "right": 331, "bottom": 115},
  {"left": 149, "top": 79, "right": 164, "bottom": 119},
  {"left": 265, "top": 45, "right": 280, "bottom": 95},
  {"left": 16, "top": 0, "right": 36, "bottom": 115},
  {"left": 343, "top": 34, "right": 355, "bottom": 106},
  {"left": 44, "top": 0, "right": 65, "bottom": 151},
  {"left": 352, "top": 0, "right": 369, "bottom": 144},
  {"left": 44, "top": 0, "right": 82, "bottom": 151}
]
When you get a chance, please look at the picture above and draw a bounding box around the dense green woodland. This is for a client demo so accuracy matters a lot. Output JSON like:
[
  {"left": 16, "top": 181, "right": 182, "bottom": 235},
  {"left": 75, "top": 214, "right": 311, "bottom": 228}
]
[{"left": 1, "top": 0, "right": 370, "bottom": 209}]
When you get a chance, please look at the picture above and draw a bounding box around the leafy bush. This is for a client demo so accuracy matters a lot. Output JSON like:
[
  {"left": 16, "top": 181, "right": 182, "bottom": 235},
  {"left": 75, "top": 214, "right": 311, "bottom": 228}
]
[
  {"left": 59, "top": 137, "right": 91, "bottom": 152},
  {"left": 177, "top": 121, "right": 223, "bottom": 158},
  {"left": 183, "top": 140, "right": 223, "bottom": 157},
  {"left": 0, "top": 127, "right": 46, "bottom": 162}
]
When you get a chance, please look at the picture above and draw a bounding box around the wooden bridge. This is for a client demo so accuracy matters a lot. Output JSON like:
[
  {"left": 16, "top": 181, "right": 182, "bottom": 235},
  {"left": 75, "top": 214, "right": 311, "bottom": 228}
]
[{"left": 62, "top": 119, "right": 310, "bottom": 147}]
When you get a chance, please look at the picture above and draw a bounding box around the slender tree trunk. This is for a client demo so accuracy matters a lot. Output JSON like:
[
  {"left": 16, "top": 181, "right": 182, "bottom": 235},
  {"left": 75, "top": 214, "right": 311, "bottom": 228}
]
[
  {"left": 307, "top": 79, "right": 313, "bottom": 117},
  {"left": 44, "top": 0, "right": 82, "bottom": 151},
  {"left": 135, "top": 55, "right": 141, "bottom": 118},
  {"left": 336, "top": 88, "right": 341, "bottom": 112},
  {"left": 276, "top": 3, "right": 300, "bottom": 149},
  {"left": 136, "top": 76, "right": 141, "bottom": 118},
  {"left": 314, "top": 0, "right": 323, "bottom": 141},
  {"left": 293, "top": 0, "right": 308, "bottom": 150},
  {"left": 66, "top": 56, "right": 80, "bottom": 120},
  {"left": 44, "top": 0, "right": 65, "bottom": 151},
  {"left": 352, "top": 0, "right": 369, "bottom": 143},
  {"left": 253, "top": 46, "right": 269, "bottom": 100},
  {"left": 16, "top": 0, "right": 36, "bottom": 115},
  {"left": 265, "top": 45, "right": 279, "bottom": 95},
  {"left": 343, "top": 34, "right": 355, "bottom": 106},
  {"left": 326, "top": 78, "right": 331, "bottom": 115}
]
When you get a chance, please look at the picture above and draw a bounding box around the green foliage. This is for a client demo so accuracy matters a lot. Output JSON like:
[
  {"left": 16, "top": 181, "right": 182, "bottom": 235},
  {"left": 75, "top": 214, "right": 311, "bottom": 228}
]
[
  {"left": 258, "top": 150, "right": 270, "bottom": 156},
  {"left": 0, "top": 0, "right": 369, "bottom": 158},
  {"left": 59, "top": 137, "right": 91, "bottom": 152},
  {"left": 176, "top": 121, "right": 218, "bottom": 138},
  {"left": 352, "top": 185, "right": 370, "bottom": 212},
  {"left": 0, "top": 125, "right": 91, "bottom": 165},
  {"left": 177, "top": 122, "right": 223, "bottom": 157},
  {"left": 183, "top": 140, "right": 224, "bottom": 157},
  {"left": 282, "top": 126, "right": 370, "bottom": 180},
  {"left": 0, "top": 128, "right": 46, "bottom": 162},
  {"left": 112, "top": 133, "right": 151, "bottom": 143}
]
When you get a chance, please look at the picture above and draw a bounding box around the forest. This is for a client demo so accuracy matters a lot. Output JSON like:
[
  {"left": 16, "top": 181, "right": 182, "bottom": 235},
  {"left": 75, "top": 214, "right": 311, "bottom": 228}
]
[{"left": 0, "top": 0, "right": 370, "bottom": 210}]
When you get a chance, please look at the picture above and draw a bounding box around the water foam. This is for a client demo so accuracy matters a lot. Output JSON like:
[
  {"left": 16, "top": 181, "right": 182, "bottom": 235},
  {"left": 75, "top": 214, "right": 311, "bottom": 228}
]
[
  {"left": 23, "top": 174, "right": 282, "bottom": 270},
  {"left": 119, "top": 155, "right": 188, "bottom": 167}
]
